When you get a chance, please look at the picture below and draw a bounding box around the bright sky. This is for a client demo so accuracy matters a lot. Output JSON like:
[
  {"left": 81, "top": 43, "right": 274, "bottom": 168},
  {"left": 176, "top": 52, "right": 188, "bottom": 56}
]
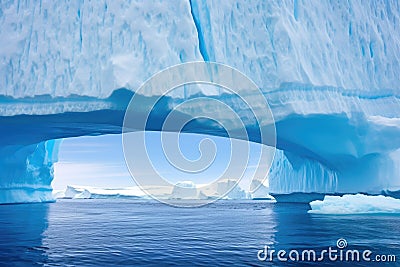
[{"left": 52, "top": 132, "right": 268, "bottom": 191}]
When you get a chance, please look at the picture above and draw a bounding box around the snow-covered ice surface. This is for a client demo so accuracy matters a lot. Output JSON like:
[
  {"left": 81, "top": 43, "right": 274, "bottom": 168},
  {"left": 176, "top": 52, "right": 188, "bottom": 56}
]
[
  {"left": 0, "top": 0, "right": 400, "bottom": 203},
  {"left": 309, "top": 194, "right": 400, "bottom": 215}
]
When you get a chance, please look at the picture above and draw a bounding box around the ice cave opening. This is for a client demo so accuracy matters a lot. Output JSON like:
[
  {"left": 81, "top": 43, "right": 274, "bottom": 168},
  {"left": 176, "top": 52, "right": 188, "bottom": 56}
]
[{"left": 50, "top": 132, "right": 271, "bottom": 201}]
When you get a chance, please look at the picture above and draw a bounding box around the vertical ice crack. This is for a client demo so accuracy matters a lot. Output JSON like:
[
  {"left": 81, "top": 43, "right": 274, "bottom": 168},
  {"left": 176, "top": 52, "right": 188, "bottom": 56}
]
[{"left": 189, "top": 0, "right": 210, "bottom": 61}]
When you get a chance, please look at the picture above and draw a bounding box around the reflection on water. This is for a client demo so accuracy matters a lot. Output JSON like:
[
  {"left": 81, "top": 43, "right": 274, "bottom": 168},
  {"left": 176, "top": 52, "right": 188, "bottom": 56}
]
[
  {"left": 41, "top": 200, "right": 277, "bottom": 266},
  {"left": 271, "top": 203, "right": 400, "bottom": 266},
  {"left": 0, "top": 200, "right": 399, "bottom": 266},
  {"left": 0, "top": 203, "right": 49, "bottom": 266}
]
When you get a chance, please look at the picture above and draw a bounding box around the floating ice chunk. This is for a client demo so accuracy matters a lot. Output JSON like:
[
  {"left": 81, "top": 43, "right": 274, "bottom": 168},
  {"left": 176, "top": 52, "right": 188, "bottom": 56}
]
[{"left": 308, "top": 194, "right": 400, "bottom": 214}]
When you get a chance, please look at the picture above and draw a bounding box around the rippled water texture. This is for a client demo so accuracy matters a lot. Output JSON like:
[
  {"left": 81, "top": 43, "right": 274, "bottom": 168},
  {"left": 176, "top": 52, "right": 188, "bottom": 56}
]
[{"left": 0, "top": 200, "right": 399, "bottom": 266}]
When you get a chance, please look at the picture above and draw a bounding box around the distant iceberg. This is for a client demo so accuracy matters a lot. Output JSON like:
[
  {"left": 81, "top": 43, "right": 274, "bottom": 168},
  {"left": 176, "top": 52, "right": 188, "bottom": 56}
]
[
  {"left": 54, "top": 186, "right": 148, "bottom": 199},
  {"left": 170, "top": 181, "right": 198, "bottom": 200},
  {"left": 249, "top": 180, "right": 274, "bottom": 200},
  {"left": 309, "top": 194, "right": 400, "bottom": 215},
  {"left": 54, "top": 181, "right": 255, "bottom": 201},
  {"left": 168, "top": 179, "right": 250, "bottom": 200}
]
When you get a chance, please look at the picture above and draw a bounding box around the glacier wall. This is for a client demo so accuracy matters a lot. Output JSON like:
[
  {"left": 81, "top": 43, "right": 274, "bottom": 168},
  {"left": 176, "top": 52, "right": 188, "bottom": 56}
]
[
  {"left": 1, "top": 0, "right": 399, "bottom": 98},
  {"left": 0, "top": 140, "right": 60, "bottom": 203},
  {"left": 189, "top": 0, "right": 400, "bottom": 92},
  {"left": 0, "top": 0, "right": 400, "bottom": 202},
  {"left": 269, "top": 150, "right": 338, "bottom": 194},
  {"left": 0, "top": 0, "right": 201, "bottom": 97}
]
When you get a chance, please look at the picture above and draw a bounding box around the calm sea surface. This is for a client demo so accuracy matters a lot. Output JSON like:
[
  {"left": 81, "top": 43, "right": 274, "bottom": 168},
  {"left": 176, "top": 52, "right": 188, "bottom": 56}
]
[{"left": 0, "top": 199, "right": 399, "bottom": 266}]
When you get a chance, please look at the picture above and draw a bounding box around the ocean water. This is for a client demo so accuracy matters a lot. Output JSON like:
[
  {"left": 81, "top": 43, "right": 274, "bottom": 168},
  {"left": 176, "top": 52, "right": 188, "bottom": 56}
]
[{"left": 0, "top": 199, "right": 398, "bottom": 266}]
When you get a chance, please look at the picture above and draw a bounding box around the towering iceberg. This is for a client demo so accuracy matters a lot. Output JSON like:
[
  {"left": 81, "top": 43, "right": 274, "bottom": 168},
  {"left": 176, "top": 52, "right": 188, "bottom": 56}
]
[{"left": 0, "top": 0, "right": 399, "bottom": 203}]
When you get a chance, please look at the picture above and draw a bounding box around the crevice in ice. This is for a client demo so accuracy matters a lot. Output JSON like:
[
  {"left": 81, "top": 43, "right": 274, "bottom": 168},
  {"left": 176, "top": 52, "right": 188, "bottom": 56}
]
[
  {"left": 293, "top": 0, "right": 299, "bottom": 21},
  {"left": 189, "top": 0, "right": 210, "bottom": 61}
]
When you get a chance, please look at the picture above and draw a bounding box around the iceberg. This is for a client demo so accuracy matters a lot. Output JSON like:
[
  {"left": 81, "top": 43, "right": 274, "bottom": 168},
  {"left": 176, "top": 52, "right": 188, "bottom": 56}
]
[
  {"left": 170, "top": 181, "right": 198, "bottom": 200},
  {"left": 54, "top": 182, "right": 251, "bottom": 200},
  {"left": 213, "top": 179, "right": 248, "bottom": 200},
  {"left": 0, "top": 1, "right": 400, "bottom": 203},
  {"left": 249, "top": 180, "right": 274, "bottom": 200},
  {"left": 309, "top": 194, "right": 400, "bottom": 215},
  {"left": 168, "top": 180, "right": 249, "bottom": 200},
  {"left": 54, "top": 185, "right": 148, "bottom": 199}
]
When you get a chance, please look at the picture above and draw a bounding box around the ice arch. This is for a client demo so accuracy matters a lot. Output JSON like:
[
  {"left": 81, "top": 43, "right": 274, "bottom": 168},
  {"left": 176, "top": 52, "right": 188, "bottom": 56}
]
[
  {"left": 1, "top": 86, "right": 400, "bottom": 203},
  {"left": 1, "top": 0, "right": 400, "bottom": 203}
]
